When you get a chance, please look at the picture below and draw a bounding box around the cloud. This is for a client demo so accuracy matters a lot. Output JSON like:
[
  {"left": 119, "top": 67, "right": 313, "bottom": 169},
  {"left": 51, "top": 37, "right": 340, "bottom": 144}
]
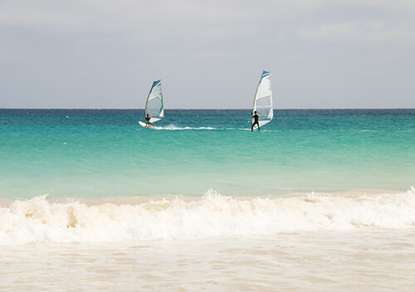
[
  {"left": 296, "top": 0, "right": 415, "bottom": 44},
  {"left": 298, "top": 20, "right": 415, "bottom": 44},
  {"left": 0, "top": 0, "right": 414, "bottom": 108}
]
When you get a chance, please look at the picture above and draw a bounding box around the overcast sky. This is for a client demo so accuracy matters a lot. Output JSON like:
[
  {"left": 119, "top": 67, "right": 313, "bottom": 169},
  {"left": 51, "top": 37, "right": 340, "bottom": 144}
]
[{"left": 0, "top": 0, "right": 414, "bottom": 109}]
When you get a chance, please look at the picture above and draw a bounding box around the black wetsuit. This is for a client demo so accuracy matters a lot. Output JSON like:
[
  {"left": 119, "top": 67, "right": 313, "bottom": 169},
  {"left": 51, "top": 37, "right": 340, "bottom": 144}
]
[
  {"left": 251, "top": 113, "right": 260, "bottom": 132},
  {"left": 145, "top": 115, "right": 152, "bottom": 126}
]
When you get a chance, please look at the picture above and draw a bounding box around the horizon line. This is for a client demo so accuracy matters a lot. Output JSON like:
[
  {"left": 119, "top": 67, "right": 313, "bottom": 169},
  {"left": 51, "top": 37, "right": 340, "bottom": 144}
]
[{"left": 1, "top": 107, "right": 415, "bottom": 110}]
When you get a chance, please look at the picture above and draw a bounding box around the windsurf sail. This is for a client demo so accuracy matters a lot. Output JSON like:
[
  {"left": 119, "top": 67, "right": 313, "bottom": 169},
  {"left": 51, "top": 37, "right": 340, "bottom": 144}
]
[
  {"left": 144, "top": 80, "right": 164, "bottom": 123},
  {"left": 252, "top": 70, "right": 273, "bottom": 127}
]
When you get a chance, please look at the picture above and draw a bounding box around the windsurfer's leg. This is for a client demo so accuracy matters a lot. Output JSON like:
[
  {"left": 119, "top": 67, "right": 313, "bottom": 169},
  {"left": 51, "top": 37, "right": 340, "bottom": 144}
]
[{"left": 251, "top": 122, "right": 259, "bottom": 132}]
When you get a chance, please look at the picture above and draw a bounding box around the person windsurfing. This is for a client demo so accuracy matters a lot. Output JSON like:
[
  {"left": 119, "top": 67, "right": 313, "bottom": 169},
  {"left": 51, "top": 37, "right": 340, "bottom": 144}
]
[
  {"left": 251, "top": 110, "right": 260, "bottom": 132},
  {"left": 144, "top": 113, "right": 153, "bottom": 127}
]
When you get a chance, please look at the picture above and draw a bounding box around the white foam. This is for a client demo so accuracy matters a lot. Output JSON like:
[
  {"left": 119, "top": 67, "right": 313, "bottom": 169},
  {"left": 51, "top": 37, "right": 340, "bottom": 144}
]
[
  {"left": 152, "top": 125, "right": 269, "bottom": 132},
  {"left": 1, "top": 188, "right": 415, "bottom": 244},
  {"left": 152, "top": 124, "right": 216, "bottom": 131}
]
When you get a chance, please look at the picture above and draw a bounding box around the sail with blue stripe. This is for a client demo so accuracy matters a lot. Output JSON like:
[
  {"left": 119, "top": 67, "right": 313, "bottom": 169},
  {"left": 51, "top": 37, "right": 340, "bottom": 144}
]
[
  {"left": 252, "top": 70, "right": 273, "bottom": 127},
  {"left": 145, "top": 80, "right": 165, "bottom": 123}
]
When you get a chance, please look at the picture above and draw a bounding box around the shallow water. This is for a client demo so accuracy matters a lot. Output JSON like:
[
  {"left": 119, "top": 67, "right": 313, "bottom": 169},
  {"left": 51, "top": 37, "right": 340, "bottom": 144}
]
[
  {"left": 1, "top": 109, "right": 414, "bottom": 198},
  {"left": 1, "top": 109, "right": 415, "bottom": 291}
]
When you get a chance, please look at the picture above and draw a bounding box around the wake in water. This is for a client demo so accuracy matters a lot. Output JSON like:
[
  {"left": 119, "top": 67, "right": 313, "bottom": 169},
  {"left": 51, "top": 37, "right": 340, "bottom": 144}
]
[
  {"left": 152, "top": 124, "right": 216, "bottom": 131},
  {"left": 1, "top": 188, "right": 415, "bottom": 244},
  {"left": 150, "top": 124, "right": 270, "bottom": 132}
]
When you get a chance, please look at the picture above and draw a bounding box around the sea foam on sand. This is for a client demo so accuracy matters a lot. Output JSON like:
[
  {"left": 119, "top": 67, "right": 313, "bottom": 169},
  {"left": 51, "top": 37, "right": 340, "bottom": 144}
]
[{"left": 1, "top": 188, "right": 415, "bottom": 244}]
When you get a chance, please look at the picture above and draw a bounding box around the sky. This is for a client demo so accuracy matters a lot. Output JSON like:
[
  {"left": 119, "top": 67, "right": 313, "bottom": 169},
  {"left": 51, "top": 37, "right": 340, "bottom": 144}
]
[{"left": 0, "top": 0, "right": 414, "bottom": 109}]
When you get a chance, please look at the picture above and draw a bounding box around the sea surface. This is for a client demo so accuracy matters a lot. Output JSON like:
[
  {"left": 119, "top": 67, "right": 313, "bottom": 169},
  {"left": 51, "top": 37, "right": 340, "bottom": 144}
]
[{"left": 1, "top": 109, "right": 415, "bottom": 291}]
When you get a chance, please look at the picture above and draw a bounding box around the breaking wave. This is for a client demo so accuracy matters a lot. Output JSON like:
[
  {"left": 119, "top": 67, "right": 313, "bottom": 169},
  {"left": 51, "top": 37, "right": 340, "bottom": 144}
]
[{"left": 1, "top": 188, "right": 415, "bottom": 244}]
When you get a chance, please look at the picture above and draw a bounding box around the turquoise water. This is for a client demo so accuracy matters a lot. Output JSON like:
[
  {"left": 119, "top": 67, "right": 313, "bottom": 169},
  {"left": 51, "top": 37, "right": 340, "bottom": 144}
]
[{"left": 0, "top": 109, "right": 414, "bottom": 198}]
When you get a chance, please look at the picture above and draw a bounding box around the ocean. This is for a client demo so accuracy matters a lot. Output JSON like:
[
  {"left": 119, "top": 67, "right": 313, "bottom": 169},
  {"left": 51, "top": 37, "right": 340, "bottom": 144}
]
[{"left": 1, "top": 109, "right": 415, "bottom": 291}]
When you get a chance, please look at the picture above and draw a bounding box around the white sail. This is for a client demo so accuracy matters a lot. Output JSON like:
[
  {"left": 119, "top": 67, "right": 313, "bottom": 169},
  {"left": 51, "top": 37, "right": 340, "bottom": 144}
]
[
  {"left": 145, "top": 80, "right": 164, "bottom": 123},
  {"left": 252, "top": 70, "right": 273, "bottom": 127}
]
